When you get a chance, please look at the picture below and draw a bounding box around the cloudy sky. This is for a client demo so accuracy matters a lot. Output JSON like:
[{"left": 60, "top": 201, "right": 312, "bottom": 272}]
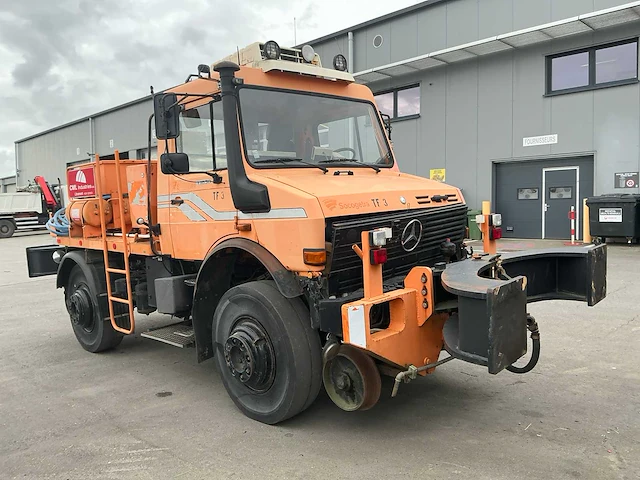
[{"left": 0, "top": 0, "right": 418, "bottom": 178}]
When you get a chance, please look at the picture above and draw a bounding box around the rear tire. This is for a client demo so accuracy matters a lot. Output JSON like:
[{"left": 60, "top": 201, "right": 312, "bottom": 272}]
[
  {"left": 0, "top": 219, "right": 16, "bottom": 238},
  {"left": 64, "top": 265, "right": 123, "bottom": 352},
  {"left": 212, "top": 281, "right": 322, "bottom": 424}
]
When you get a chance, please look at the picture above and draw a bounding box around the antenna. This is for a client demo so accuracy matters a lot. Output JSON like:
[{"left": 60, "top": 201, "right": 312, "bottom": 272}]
[
  {"left": 237, "top": 46, "right": 240, "bottom": 64},
  {"left": 294, "top": 17, "right": 297, "bottom": 45},
  {"left": 150, "top": 85, "right": 154, "bottom": 95}
]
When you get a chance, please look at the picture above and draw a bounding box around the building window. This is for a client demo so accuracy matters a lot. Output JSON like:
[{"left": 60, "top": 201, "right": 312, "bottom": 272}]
[
  {"left": 374, "top": 85, "right": 420, "bottom": 120},
  {"left": 518, "top": 188, "right": 539, "bottom": 200},
  {"left": 549, "top": 186, "right": 572, "bottom": 200},
  {"left": 547, "top": 39, "right": 638, "bottom": 95}
]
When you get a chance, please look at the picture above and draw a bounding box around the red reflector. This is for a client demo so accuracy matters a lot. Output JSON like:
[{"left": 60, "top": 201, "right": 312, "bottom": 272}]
[
  {"left": 370, "top": 248, "right": 388, "bottom": 265},
  {"left": 490, "top": 227, "right": 502, "bottom": 240}
]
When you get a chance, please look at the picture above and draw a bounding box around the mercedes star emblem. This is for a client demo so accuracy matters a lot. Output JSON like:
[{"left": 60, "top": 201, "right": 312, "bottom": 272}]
[{"left": 401, "top": 219, "right": 423, "bottom": 252}]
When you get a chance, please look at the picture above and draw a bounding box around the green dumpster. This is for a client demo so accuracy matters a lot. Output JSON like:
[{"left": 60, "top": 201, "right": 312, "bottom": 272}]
[{"left": 467, "top": 209, "right": 482, "bottom": 240}]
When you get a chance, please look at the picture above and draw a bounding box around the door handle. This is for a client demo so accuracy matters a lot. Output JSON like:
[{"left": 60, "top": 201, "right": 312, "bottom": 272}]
[{"left": 544, "top": 203, "right": 549, "bottom": 212}]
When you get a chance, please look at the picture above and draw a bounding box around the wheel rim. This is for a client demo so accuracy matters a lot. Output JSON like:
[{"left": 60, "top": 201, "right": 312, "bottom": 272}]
[
  {"left": 323, "top": 345, "right": 381, "bottom": 412},
  {"left": 0, "top": 224, "right": 9, "bottom": 235},
  {"left": 67, "top": 284, "right": 96, "bottom": 333},
  {"left": 223, "top": 317, "right": 275, "bottom": 393}
]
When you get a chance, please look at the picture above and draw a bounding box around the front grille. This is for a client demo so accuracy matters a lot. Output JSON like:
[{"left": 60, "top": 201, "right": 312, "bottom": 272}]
[{"left": 327, "top": 204, "right": 468, "bottom": 294}]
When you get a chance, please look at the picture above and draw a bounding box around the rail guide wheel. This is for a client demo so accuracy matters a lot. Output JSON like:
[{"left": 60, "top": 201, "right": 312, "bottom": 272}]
[{"left": 323, "top": 344, "right": 381, "bottom": 411}]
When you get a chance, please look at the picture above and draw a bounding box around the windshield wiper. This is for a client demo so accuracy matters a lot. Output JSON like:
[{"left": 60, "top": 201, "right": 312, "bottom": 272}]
[
  {"left": 373, "top": 150, "right": 392, "bottom": 166},
  {"left": 318, "top": 158, "right": 380, "bottom": 173},
  {"left": 253, "top": 157, "right": 328, "bottom": 174}
]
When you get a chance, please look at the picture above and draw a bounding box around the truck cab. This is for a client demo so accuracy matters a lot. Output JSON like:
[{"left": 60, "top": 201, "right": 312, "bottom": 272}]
[{"left": 27, "top": 41, "right": 607, "bottom": 425}]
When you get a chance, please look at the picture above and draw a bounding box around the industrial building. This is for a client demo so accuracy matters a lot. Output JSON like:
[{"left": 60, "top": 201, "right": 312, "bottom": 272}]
[
  {"left": 307, "top": 0, "right": 640, "bottom": 239},
  {"left": 13, "top": 0, "right": 640, "bottom": 239},
  {"left": 0, "top": 176, "right": 16, "bottom": 194}
]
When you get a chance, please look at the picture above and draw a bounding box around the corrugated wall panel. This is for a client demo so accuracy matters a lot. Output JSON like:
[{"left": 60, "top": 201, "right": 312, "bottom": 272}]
[
  {"left": 391, "top": 120, "right": 418, "bottom": 174},
  {"left": 417, "top": 69, "right": 447, "bottom": 179},
  {"left": 479, "top": 0, "right": 513, "bottom": 38},
  {"left": 511, "top": 44, "right": 552, "bottom": 159},
  {"left": 594, "top": 85, "right": 640, "bottom": 195},
  {"left": 416, "top": 3, "right": 447, "bottom": 57},
  {"left": 477, "top": 52, "right": 514, "bottom": 203},
  {"left": 364, "top": 23, "right": 391, "bottom": 70},
  {"left": 445, "top": 61, "right": 479, "bottom": 205},
  {"left": 550, "top": 91, "right": 595, "bottom": 155},
  {"left": 552, "top": 0, "right": 594, "bottom": 21},
  {"left": 389, "top": 15, "right": 418, "bottom": 63},
  {"left": 17, "top": 121, "right": 90, "bottom": 185},
  {"left": 446, "top": 0, "right": 479, "bottom": 47},
  {"left": 93, "top": 100, "right": 153, "bottom": 156}
]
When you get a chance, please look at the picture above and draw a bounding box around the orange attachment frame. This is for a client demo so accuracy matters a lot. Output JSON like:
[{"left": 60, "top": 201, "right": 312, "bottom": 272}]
[{"left": 341, "top": 230, "right": 445, "bottom": 370}]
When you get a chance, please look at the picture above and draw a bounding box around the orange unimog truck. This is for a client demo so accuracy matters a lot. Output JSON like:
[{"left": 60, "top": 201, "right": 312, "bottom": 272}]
[{"left": 27, "top": 42, "right": 607, "bottom": 424}]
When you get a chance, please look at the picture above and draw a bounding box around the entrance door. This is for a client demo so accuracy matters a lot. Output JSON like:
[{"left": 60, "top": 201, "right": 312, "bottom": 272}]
[{"left": 543, "top": 167, "right": 579, "bottom": 239}]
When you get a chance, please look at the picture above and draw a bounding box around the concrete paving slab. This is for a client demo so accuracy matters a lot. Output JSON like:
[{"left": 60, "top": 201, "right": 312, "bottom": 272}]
[{"left": 0, "top": 233, "right": 638, "bottom": 479}]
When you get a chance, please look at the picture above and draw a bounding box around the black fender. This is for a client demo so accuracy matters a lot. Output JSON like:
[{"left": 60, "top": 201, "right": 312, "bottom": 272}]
[
  {"left": 55, "top": 249, "right": 110, "bottom": 317},
  {"left": 56, "top": 250, "right": 105, "bottom": 289},
  {"left": 192, "top": 238, "right": 303, "bottom": 363}
]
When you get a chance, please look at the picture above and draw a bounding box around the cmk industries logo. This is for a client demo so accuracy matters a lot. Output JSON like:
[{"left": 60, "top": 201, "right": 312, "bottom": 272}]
[
  {"left": 68, "top": 166, "right": 96, "bottom": 198},
  {"left": 75, "top": 170, "right": 87, "bottom": 184}
]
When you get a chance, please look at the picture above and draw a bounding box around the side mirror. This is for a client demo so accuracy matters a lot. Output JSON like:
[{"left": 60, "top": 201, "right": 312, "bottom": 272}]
[
  {"left": 161, "top": 152, "right": 190, "bottom": 174},
  {"left": 154, "top": 93, "right": 181, "bottom": 140}
]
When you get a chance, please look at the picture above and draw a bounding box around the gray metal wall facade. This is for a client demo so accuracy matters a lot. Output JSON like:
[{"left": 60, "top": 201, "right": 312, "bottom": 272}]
[
  {"left": 0, "top": 176, "right": 16, "bottom": 193},
  {"left": 15, "top": 99, "right": 153, "bottom": 186},
  {"left": 311, "top": 0, "right": 640, "bottom": 209}
]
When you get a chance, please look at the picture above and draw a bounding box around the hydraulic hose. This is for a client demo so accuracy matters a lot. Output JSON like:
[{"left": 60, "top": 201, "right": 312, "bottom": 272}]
[
  {"left": 45, "top": 208, "right": 69, "bottom": 236},
  {"left": 507, "top": 315, "right": 540, "bottom": 374}
]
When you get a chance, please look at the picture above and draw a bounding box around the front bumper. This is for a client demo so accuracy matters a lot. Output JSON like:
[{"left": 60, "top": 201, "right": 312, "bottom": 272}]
[{"left": 338, "top": 243, "right": 606, "bottom": 374}]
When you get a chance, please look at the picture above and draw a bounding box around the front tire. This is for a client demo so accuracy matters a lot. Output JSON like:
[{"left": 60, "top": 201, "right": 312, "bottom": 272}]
[
  {"left": 213, "top": 281, "right": 322, "bottom": 424},
  {"left": 64, "top": 265, "right": 123, "bottom": 352}
]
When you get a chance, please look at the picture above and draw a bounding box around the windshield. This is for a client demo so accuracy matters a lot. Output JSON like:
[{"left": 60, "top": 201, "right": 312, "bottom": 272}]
[{"left": 238, "top": 88, "right": 393, "bottom": 168}]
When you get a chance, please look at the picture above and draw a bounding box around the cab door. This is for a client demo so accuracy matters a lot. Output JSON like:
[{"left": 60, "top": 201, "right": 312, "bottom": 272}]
[{"left": 163, "top": 100, "right": 236, "bottom": 260}]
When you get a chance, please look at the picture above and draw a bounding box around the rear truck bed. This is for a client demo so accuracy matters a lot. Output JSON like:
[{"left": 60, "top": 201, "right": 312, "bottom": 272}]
[{"left": 328, "top": 228, "right": 606, "bottom": 404}]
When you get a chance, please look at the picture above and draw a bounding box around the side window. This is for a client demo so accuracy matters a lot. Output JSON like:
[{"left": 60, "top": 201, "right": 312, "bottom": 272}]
[
  {"left": 177, "top": 101, "right": 228, "bottom": 171},
  {"left": 178, "top": 103, "right": 213, "bottom": 172}
]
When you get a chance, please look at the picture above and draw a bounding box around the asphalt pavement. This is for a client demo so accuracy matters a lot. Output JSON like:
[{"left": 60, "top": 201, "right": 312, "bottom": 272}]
[{"left": 0, "top": 232, "right": 638, "bottom": 479}]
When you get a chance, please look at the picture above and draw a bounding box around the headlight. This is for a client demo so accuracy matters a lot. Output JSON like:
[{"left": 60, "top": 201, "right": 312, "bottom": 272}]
[
  {"left": 333, "top": 54, "right": 348, "bottom": 72},
  {"left": 263, "top": 40, "right": 281, "bottom": 60},
  {"left": 301, "top": 45, "right": 315, "bottom": 63}
]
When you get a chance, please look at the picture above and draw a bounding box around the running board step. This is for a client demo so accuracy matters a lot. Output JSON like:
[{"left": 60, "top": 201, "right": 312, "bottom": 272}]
[{"left": 141, "top": 322, "right": 195, "bottom": 348}]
